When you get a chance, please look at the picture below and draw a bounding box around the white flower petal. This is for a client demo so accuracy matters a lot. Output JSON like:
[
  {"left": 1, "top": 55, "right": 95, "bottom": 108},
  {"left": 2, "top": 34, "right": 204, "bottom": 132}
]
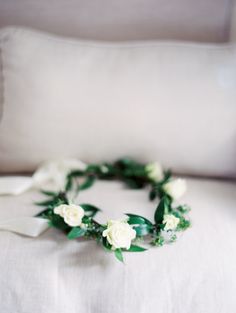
[
  {"left": 103, "top": 219, "right": 136, "bottom": 250},
  {"left": 163, "top": 179, "right": 187, "bottom": 200},
  {"left": 54, "top": 204, "right": 84, "bottom": 227},
  {"left": 163, "top": 214, "right": 180, "bottom": 230},
  {"left": 145, "top": 162, "right": 164, "bottom": 182}
]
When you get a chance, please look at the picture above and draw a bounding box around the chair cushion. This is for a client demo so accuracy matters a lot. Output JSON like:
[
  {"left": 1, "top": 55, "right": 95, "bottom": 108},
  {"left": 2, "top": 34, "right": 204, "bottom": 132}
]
[
  {"left": 0, "top": 177, "right": 235, "bottom": 313},
  {"left": 0, "top": 27, "right": 236, "bottom": 177}
]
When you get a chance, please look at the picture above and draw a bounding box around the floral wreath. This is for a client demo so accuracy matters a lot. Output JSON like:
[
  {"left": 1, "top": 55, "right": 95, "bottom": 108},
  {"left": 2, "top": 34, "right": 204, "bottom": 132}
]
[{"left": 36, "top": 158, "right": 191, "bottom": 262}]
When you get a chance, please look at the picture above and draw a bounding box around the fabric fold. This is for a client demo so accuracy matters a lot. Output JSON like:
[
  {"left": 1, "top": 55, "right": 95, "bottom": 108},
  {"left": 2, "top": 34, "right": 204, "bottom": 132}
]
[{"left": 0, "top": 217, "right": 49, "bottom": 237}]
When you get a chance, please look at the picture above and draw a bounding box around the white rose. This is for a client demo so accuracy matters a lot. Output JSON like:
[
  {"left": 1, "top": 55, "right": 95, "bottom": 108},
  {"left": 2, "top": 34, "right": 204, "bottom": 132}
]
[
  {"left": 163, "top": 179, "right": 187, "bottom": 200},
  {"left": 163, "top": 214, "right": 180, "bottom": 231},
  {"left": 145, "top": 162, "right": 164, "bottom": 182},
  {"left": 32, "top": 158, "right": 87, "bottom": 191},
  {"left": 102, "top": 219, "right": 136, "bottom": 250},
  {"left": 54, "top": 204, "right": 85, "bottom": 227}
]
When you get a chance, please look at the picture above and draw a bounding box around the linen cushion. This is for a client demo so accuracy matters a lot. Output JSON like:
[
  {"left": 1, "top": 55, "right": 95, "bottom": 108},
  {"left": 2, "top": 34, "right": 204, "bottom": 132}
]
[
  {"left": 0, "top": 177, "right": 236, "bottom": 313},
  {"left": 0, "top": 27, "right": 236, "bottom": 177}
]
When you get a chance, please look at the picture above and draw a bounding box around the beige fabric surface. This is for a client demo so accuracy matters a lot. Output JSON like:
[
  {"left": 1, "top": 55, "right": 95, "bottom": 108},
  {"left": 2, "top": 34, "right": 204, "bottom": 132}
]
[
  {"left": 0, "top": 177, "right": 236, "bottom": 313},
  {"left": 0, "top": 27, "right": 236, "bottom": 178}
]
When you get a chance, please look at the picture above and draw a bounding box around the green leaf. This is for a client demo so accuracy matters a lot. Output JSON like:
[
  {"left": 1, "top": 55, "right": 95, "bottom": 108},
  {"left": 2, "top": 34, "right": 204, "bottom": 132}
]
[
  {"left": 151, "top": 184, "right": 166, "bottom": 199},
  {"left": 35, "top": 199, "right": 58, "bottom": 207},
  {"left": 133, "top": 224, "right": 153, "bottom": 236},
  {"left": 176, "top": 205, "right": 191, "bottom": 214},
  {"left": 65, "top": 170, "right": 86, "bottom": 191},
  {"left": 67, "top": 227, "right": 86, "bottom": 239},
  {"left": 102, "top": 237, "right": 112, "bottom": 251},
  {"left": 124, "top": 178, "right": 144, "bottom": 189},
  {"left": 35, "top": 208, "right": 52, "bottom": 218},
  {"left": 98, "top": 163, "right": 116, "bottom": 178},
  {"left": 35, "top": 192, "right": 68, "bottom": 208},
  {"left": 115, "top": 158, "right": 135, "bottom": 168},
  {"left": 126, "top": 244, "right": 147, "bottom": 252},
  {"left": 69, "top": 170, "right": 85, "bottom": 177},
  {"left": 126, "top": 213, "right": 153, "bottom": 226},
  {"left": 126, "top": 214, "right": 153, "bottom": 236},
  {"left": 114, "top": 249, "right": 124, "bottom": 262},
  {"left": 177, "top": 218, "right": 191, "bottom": 231},
  {"left": 79, "top": 175, "right": 95, "bottom": 190},
  {"left": 65, "top": 176, "right": 73, "bottom": 191},
  {"left": 80, "top": 203, "right": 101, "bottom": 217},
  {"left": 40, "top": 190, "right": 57, "bottom": 197},
  {"left": 154, "top": 196, "right": 170, "bottom": 225},
  {"left": 57, "top": 192, "right": 69, "bottom": 204},
  {"left": 50, "top": 215, "right": 71, "bottom": 231},
  {"left": 162, "top": 170, "right": 172, "bottom": 183},
  {"left": 86, "top": 164, "right": 100, "bottom": 175},
  {"left": 149, "top": 189, "right": 157, "bottom": 201},
  {"left": 151, "top": 235, "right": 165, "bottom": 247}
]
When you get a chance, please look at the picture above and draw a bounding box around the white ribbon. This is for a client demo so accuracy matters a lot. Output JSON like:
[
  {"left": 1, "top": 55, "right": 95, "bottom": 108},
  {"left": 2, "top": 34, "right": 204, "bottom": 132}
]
[
  {"left": 0, "top": 176, "right": 33, "bottom": 195},
  {"left": 0, "top": 158, "right": 87, "bottom": 196},
  {"left": 0, "top": 217, "right": 49, "bottom": 237},
  {"left": 0, "top": 158, "right": 87, "bottom": 236}
]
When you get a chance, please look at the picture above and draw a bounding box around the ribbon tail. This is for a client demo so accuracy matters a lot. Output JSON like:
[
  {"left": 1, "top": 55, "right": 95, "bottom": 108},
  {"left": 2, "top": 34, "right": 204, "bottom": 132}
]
[
  {"left": 0, "top": 217, "right": 49, "bottom": 237},
  {"left": 0, "top": 176, "right": 33, "bottom": 196}
]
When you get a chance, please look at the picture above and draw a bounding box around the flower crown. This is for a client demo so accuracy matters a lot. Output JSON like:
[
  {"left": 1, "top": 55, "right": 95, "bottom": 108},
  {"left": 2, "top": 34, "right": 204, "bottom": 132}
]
[{"left": 35, "top": 158, "right": 191, "bottom": 262}]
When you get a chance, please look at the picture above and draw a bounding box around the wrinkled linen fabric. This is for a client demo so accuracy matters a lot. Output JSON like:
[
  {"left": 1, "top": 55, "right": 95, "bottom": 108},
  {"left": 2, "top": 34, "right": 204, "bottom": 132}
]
[{"left": 0, "top": 178, "right": 235, "bottom": 313}]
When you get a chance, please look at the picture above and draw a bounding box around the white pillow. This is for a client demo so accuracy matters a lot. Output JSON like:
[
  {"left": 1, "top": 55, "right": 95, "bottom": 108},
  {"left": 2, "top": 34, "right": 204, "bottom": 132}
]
[{"left": 0, "top": 27, "right": 236, "bottom": 177}]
